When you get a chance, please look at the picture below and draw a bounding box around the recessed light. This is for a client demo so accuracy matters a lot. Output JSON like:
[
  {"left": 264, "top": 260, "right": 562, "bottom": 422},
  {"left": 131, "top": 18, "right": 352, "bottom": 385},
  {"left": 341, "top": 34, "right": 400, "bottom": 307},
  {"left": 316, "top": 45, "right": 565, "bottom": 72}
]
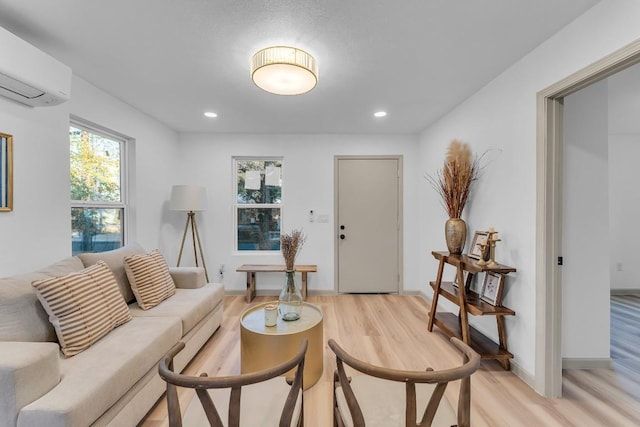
[
  {"left": 374, "top": 111, "right": 387, "bottom": 118},
  {"left": 204, "top": 112, "right": 218, "bottom": 118}
]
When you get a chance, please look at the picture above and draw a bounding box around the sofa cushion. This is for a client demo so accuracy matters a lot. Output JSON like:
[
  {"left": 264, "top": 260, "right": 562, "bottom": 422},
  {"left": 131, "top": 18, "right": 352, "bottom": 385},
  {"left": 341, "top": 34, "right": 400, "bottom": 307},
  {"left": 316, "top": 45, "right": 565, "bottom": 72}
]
[
  {"left": 129, "top": 283, "right": 224, "bottom": 335},
  {"left": 169, "top": 266, "right": 206, "bottom": 289},
  {"left": 17, "top": 316, "right": 182, "bottom": 427},
  {"left": 32, "top": 261, "right": 132, "bottom": 357},
  {"left": 124, "top": 250, "right": 176, "bottom": 310},
  {"left": 78, "top": 242, "right": 146, "bottom": 303},
  {"left": 0, "top": 342, "right": 60, "bottom": 427},
  {"left": 0, "top": 256, "right": 85, "bottom": 342}
]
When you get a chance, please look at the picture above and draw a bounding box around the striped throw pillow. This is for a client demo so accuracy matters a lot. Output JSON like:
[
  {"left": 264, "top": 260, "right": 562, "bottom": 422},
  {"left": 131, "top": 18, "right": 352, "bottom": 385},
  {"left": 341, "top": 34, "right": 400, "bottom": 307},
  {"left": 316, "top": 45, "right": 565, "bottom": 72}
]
[
  {"left": 123, "top": 250, "right": 176, "bottom": 310},
  {"left": 32, "top": 261, "right": 132, "bottom": 357}
]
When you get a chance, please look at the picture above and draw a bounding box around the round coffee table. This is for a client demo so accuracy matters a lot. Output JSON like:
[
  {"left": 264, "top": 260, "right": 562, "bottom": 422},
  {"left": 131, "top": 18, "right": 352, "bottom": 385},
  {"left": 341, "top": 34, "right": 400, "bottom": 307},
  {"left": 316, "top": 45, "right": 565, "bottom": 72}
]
[{"left": 240, "top": 302, "right": 323, "bottom": 390}]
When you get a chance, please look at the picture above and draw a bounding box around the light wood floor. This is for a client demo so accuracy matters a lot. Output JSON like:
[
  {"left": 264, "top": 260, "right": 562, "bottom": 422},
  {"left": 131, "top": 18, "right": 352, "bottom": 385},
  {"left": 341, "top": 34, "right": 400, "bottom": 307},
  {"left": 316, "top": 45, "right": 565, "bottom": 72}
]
[
  {"left": 601, "top": 294, "right": 640, "bottom": 416},
  {"left": 141, "top": 295, "right": 640, "bottom": 426}
]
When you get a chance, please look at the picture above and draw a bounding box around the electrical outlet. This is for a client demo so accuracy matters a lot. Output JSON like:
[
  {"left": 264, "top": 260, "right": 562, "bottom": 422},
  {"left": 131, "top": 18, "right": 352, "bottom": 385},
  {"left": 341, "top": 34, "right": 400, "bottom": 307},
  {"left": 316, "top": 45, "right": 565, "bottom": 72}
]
[
  {"left": 219, "top": 264, "right": 225, "bottom": 280},
  {"left": 616, "top": 262, "right": 623, "bottom": 272}
]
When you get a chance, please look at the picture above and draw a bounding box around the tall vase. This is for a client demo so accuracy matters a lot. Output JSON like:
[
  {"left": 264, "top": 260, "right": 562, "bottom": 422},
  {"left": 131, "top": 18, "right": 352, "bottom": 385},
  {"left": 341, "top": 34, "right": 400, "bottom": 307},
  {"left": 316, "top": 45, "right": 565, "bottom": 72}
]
[
  {"left": 278, "top": 270, "right": 303, "bottom": 321},
  {"left": 445, "top": 218, "right": 467, "bottom": 255}
]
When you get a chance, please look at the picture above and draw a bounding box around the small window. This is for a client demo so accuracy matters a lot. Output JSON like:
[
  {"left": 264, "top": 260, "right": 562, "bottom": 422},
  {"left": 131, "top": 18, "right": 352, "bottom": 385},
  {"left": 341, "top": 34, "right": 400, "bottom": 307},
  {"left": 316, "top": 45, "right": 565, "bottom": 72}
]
[
  {"left": 234, "top": 158, "right": 282, "bottom": 251},
  {"left": 70, "top": 123, "right": 127, "bottom": 254}
]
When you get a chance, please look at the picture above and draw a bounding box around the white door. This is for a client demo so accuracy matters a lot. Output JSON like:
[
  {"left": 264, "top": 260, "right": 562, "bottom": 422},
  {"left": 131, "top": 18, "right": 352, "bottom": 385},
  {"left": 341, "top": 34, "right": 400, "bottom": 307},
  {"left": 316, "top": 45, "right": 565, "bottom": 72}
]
[{"left": 336, "top": 157, "right": 401, "bottom": 293}]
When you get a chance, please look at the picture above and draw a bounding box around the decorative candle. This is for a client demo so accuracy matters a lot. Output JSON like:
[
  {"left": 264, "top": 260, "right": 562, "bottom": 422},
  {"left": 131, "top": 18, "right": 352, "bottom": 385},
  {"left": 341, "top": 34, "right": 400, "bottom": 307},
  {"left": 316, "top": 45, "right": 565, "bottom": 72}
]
[{"left": 264, "top": 303, "right": 278, "bottom": 327}]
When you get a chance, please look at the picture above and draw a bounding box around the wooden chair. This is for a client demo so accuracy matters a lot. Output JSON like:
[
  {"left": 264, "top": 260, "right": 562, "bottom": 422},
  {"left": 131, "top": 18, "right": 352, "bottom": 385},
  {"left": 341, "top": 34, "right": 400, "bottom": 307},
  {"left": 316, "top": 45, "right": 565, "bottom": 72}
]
[
  {"left": 158, "top": 338, "right": 307, "bottom": 427},
  {"left": 328, "top": 337, "right": 480, "bottom": 427}
]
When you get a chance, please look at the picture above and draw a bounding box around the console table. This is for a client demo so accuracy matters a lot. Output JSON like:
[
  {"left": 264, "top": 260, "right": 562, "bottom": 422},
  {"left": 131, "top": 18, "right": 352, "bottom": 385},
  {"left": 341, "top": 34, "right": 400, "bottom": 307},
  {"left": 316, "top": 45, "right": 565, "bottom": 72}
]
[
  {"left": 427, "top": 251, "right": 516, "bottom": 370},
  {"left": 236, "top": 264, "right": 317, "bottom": 303}
]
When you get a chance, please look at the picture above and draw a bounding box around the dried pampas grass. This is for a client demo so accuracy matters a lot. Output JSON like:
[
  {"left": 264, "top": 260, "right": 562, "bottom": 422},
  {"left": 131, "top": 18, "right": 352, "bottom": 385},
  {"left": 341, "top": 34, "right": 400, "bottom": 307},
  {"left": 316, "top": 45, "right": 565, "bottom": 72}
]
[
  {"left": 428, "top": 139, "right": 481, "bottom": 218},
  {"left": 281, "top": 229, "right": 306, "bottom": 270}
]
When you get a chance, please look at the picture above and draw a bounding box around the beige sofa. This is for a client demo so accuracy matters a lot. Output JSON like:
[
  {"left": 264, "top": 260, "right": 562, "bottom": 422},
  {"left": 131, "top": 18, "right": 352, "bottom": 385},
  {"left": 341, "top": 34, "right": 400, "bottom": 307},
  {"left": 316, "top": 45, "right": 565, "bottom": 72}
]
[{"left": 0, "top": 243, "right": 224, "bottom": 427}]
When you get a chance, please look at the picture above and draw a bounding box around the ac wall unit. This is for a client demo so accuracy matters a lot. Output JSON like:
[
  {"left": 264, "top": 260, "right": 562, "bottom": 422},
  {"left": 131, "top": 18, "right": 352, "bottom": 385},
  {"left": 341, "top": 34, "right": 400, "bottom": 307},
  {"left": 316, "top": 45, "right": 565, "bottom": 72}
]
[{"left": 0, "top": 26, "right": 71, "bottom": 107}]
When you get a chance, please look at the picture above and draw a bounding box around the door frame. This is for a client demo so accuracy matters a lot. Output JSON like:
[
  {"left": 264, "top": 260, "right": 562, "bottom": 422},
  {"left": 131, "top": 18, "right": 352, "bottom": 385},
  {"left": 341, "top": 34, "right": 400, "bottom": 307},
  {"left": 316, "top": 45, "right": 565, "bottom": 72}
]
[
  {"left": 536, "top": 38, "right": 640, "bottom": 397},
  {"left": 333, "top": 155, "right": 404, "bottom": 294}
]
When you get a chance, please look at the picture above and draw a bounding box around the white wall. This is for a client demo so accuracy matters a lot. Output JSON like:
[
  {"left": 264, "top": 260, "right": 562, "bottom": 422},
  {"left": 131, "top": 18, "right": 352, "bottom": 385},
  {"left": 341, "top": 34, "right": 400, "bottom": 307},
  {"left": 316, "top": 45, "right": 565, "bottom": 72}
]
[
  {"left": 0, "top": 74, "right": 179, "bottom": 277},
  {"left": 0, "top": 99, "right": 71, "bottom": 276},
  {"left": 609, "top": 134, "right": 640, "bottom": 290},
  {"left": 69, "top": 76, "right": 179, "bottom": 255},
  {"left": 418, "top": 0, "right": 640, "bottom": 383},
  {"left": 608, "top": 63, "right": 640, "bottom": 291},
  {"left": 173, "top": 133, "right": 420, "bottom": 294},
  {"left": 562, "top": 79, "right": 610, "bottom": 359}
]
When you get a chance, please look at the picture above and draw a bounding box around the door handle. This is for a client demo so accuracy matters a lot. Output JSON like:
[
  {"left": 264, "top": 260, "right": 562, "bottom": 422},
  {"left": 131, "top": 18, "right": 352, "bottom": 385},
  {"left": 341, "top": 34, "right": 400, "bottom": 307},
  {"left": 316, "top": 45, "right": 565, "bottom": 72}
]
[{"left": 340, "top": 234, "right": 346, "bottom": 240}]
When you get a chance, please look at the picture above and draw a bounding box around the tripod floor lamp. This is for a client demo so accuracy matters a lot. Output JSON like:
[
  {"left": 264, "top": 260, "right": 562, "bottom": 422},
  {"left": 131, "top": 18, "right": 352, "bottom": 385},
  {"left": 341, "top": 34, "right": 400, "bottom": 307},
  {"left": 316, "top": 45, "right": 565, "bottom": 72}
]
[{"left": 170, "top": 185, "right": 210, "bottom": 282}]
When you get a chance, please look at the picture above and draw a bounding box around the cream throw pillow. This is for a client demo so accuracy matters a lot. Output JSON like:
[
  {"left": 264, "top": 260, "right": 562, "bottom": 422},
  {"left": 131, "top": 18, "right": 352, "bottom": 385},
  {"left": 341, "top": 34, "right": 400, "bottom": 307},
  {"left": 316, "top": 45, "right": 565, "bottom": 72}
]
[
  {"left": 124, "top": 250, "right": 176, "bottom": 310},
  {"left": 32, "top": 261, "right": 132, "bottom": 357}
]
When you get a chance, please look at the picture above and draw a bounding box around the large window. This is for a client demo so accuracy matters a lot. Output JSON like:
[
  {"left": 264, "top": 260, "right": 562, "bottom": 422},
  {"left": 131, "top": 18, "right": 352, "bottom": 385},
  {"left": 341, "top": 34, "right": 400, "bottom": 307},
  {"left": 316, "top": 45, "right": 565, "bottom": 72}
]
[
  {"left": 235, "top": 158, "right": 282, "bottom": 251},
  {"left": 70, "top": 123, "right": 127, "bottom": 255}
]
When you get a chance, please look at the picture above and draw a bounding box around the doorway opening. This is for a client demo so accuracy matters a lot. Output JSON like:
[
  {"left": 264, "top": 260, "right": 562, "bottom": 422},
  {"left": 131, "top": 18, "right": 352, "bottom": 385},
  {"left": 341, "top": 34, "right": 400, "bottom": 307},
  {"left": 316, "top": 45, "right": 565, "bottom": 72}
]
[{"left": 536, "top": 38, "right": 640, "bottom": 397}]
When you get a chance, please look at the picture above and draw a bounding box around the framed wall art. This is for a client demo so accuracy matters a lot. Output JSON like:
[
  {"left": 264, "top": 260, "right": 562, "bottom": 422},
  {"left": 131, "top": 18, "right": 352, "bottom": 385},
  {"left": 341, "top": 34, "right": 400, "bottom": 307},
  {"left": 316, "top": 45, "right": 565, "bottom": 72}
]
[
  {"left": 480, "top": 271, "right": 505, "bottom": 306},
  {"left": 0, "top": 132, "right": 12, "bottom": 212},
  {"left": 469, "top": 230, "right": 489, "bottom": 260}
]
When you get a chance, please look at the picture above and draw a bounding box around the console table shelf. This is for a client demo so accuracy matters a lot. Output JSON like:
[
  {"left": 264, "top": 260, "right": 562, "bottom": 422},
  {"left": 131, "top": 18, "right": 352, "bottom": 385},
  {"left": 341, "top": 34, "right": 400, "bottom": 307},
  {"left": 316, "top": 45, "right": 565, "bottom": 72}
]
[
  {"left": 432, "top": 312, "right": 514, "bottom": 362},
  {"left": 428, "top": 282, "right": 515, "bottom": 317},
  {"left": 427, "top": 251, "right": 516, "bottom": 370}
]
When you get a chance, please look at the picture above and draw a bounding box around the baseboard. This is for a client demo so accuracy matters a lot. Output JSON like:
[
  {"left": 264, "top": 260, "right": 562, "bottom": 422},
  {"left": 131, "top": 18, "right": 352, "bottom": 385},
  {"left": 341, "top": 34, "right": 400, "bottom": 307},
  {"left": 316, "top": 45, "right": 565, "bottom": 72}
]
[
  {"left": 418, "top": 289, "right": 432, "bottom": 303},
  {"left": 225, "top": 289, "right": 429, "bottom": 297},
  {"left": 308, "top": 290, "right": 337, "bottom": 296},
  {"left": 223, "top": 289, "right": 281, "bottom": 297},
  {"left": 510, "top": 359, "right": 536, "bottom": 390},
  {"left": 562, "top": 358, "right": 613, "bottom": 369},
  {"left": 223, "top": 289, "right": 336, "bottom": 297},
  {"left": 611, "top": 288, "right": 640, "bottom": 295}
]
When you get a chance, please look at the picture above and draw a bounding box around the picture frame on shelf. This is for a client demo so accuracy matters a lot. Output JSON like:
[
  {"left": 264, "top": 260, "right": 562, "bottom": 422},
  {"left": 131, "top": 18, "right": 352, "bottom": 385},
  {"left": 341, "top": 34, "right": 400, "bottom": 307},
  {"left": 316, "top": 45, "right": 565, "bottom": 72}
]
[
  {"left": 452, "top": 270, "right": 466, "bottom": 288},
  {"left": 0, "top": 133, "right": 13, "bottom": 212},
  {"left": 453, "top": 270, "right": 479, "bottom": 293},
  {"left": 468, "top": 273, "right": 481, "bottom": 294},
  {"left": 469, "top": 231, "right": 489, "bottom": 260},
  {"left": 480, "top": 272, "right": 504, "bottom": 306}
]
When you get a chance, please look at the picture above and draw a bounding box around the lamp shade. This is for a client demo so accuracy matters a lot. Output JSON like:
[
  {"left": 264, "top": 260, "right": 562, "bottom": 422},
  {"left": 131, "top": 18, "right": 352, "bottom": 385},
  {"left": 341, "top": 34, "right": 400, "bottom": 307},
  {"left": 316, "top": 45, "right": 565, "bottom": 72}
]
[
  {"left": 251, "top": 46, "right": 318, "bottom": 95},
  {"left": 169, "top": 185, "right": 208, "bottom": 211}
]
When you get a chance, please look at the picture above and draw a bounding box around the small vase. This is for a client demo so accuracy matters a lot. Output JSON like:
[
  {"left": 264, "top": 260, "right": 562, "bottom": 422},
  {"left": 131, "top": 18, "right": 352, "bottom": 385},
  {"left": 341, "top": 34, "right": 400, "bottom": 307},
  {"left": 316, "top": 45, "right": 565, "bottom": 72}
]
[
  {"left": 445, "top": 218, "right": 467, "bottom": 255},
  {"left": 278, "top": 270, "right": 303, "bottom": 321}
]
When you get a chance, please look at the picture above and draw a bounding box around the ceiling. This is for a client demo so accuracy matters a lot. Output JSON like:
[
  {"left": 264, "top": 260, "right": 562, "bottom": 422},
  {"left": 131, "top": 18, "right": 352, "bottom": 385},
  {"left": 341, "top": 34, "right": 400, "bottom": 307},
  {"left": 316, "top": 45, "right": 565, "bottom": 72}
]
[{"left": 0, "top": 0, "right": 599, "bottom": 134}]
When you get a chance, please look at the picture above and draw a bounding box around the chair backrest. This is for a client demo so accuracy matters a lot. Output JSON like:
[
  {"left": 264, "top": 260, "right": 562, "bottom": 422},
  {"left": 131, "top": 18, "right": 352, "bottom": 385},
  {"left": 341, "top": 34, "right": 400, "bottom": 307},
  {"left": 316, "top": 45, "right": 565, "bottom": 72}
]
[
  {"left": 159, "top": 338, "right": 307, "bottom": 427},
  {"left": 328, "top": 337, "right": 480, "bottom": 427}
]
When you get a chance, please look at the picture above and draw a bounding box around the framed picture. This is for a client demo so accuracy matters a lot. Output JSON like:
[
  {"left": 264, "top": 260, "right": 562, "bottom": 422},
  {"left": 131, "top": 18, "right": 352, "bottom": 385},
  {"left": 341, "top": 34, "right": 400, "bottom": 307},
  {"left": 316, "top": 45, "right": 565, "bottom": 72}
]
[
  {"left": 469, "top": 231, "right": 489, "bottom": 260},
  {"left": 481, "top": 272, "right": 505, "bottom": 306},
  {"left": 452, "top": 270, "right": 466, "bottom": 288},
  {"left": 0, "top": 133, "right": 12, "bottom": 212}
]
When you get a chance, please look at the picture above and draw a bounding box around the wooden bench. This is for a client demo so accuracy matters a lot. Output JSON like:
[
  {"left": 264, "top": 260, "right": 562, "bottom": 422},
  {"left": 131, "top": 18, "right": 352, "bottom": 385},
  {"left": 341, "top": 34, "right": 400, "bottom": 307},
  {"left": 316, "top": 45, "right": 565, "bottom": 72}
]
[{"left": 236, "top": 264, "right": 318, "bottom": 303}]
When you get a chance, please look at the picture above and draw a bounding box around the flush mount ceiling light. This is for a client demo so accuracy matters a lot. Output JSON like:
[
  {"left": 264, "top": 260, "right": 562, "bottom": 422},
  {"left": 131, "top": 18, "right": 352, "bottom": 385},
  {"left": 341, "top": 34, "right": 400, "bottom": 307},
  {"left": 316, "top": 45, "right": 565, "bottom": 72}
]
[{"left": 251, "top": 46, "right": 318, "bottom": 95}]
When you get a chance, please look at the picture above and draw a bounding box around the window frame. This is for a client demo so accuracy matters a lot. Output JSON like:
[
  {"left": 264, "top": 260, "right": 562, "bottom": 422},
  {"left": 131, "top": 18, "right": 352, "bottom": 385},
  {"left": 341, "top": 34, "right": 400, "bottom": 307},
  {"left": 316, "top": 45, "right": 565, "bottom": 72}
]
[
  {"left": 70, "top": 118, "right": 131, "bottom": 252},
  {"left": 233, "top": 156, "right": 283, "bottom": 254}
]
